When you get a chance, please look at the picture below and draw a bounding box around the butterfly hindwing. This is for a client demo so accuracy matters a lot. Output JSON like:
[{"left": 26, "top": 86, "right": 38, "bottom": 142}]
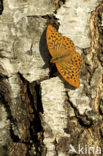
[{"left": 56, "top": 63, "right": 80, "bottom": 88}]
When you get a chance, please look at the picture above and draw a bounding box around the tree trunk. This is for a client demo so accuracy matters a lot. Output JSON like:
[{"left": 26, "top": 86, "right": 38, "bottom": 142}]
[{"left": 0, "top": 0, "right": 103, "bottom": 155}]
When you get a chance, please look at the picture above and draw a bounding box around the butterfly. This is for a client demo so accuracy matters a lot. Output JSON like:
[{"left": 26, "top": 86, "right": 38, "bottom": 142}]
[{"left": 46, "top": 25, "right": 82, "bottom": 88}]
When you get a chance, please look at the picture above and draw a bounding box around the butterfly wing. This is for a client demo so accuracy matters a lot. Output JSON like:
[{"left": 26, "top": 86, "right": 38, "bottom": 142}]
[
  {"left": 71, "top": 52, "right": 82, "bottom": 69},
  {"left": 46, "top": 25, "right": 75, "bottom": 59},
  {"left": 62, "top": 36, "right": 75, "bottom": 51},
  {"left": 46, "top": 25, "right": 81, "bottom": 88},
  {"left": 46, "top": 25, "right": 62, "bottom": 57},
  {"left": 56, "top": 63, "right": 80, "bottom": 88}
]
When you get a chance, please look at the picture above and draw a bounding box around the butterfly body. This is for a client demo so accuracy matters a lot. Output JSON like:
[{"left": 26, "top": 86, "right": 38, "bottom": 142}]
[
  {"left": 46, "top": 25, "right": 82, "bottom": 88},
  {"left": 51, "top": 50, "right": 73, "bottom": 64}
]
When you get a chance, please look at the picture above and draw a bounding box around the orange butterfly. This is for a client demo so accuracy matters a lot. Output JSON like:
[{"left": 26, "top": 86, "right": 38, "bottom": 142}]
[{"left": 46, "top": 25, "right": 82, "bottom": 88}]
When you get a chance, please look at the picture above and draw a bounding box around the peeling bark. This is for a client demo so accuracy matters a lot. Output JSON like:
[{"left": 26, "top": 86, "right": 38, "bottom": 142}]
[{"left": 0, "top": 0, "right": 103, "bottom": 156}]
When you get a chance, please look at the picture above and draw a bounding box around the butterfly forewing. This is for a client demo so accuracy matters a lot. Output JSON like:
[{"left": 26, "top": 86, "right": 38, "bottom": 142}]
[
  {"left": 46, "top": 25, "right": 62, "bottom": 57},
  {"left": 72, "top": 53, "right": 82, "bottom": 69},
  {"left": 62, "top": 36, "right": 75, "bottom": 51},
  {"left": 46, "top": 25, "right": 76, "bottom": 58}
]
